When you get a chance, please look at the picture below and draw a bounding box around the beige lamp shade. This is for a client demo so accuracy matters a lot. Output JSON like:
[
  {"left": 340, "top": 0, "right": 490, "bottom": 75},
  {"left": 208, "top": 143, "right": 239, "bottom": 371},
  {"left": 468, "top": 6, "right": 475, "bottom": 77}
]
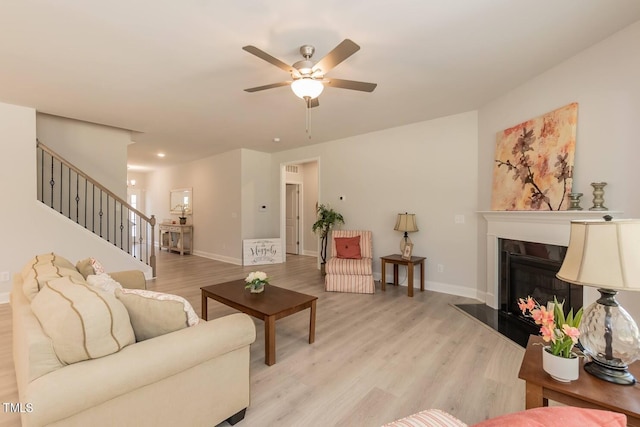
[
  {"left": 557, "top": 219, "right": 640, "bottom": 291},
  {"left": 394, "top": 213, "right": 418, "bottom": 233}
]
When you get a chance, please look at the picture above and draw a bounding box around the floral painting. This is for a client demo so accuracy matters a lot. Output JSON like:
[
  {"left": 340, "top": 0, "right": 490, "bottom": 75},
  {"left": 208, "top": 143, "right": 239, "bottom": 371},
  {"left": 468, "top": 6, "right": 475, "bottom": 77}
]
[{"left": 491, "top": 103, "right": 577, "bottom": 211}]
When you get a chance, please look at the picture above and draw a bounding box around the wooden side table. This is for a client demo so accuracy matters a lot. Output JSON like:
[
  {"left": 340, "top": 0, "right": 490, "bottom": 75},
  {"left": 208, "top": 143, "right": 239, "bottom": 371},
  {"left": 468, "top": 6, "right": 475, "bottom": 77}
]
[
  {"left": 380, "top": 254, "right": 426, "bottom": 297},
  {"left": 159, "top": 223, "right": 193, "bottom": 255},
  {"left": 518, "top": 335, "right": 640, "bottom": 426}
]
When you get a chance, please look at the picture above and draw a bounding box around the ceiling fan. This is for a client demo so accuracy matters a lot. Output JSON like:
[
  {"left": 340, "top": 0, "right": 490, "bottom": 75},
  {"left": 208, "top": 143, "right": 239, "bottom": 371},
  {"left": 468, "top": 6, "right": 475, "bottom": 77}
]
[{"left": 242, "top": 39, "right": 377, "bottom": 108}]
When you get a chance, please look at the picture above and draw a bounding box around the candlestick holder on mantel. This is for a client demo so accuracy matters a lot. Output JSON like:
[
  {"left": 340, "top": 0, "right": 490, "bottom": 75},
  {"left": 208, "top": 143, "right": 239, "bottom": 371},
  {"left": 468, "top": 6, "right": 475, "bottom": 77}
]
[{"left": 589, "top": 182, "right": 608, "bottom": 211}]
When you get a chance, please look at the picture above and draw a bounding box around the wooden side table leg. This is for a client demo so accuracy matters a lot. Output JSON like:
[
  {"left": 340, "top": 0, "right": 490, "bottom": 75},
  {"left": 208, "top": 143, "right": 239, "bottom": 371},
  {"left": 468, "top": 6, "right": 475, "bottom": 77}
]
[
  {"left": 265, "top": 315, "right": 276, "bottom": 365},
  {"left": 309, "top": 300, "right": 316, "bottom": 344},
  {"left": 381, "top": 259, "right": 386, "bottom": 291},
  {"left": 393, "top": 264, "right": 399, "bottom": 285},
  {"left": 408, "top": 263, "right": 414, "bottom": 297},
  {"left": 420, "top": 260, "right": 425, "bottom": 292},
  {"left": 525, "top": 382, "right": 547, "bottom": 409},
  {"left": 201, "top": 293, "right": 208, "bottom": 321}
]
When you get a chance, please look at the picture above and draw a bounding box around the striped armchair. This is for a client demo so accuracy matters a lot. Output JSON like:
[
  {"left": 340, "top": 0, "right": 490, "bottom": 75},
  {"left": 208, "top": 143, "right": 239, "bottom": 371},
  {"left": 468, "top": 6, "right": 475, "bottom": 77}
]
[{"left": 325, "top": 230, "right": 375, "bottom": 294}]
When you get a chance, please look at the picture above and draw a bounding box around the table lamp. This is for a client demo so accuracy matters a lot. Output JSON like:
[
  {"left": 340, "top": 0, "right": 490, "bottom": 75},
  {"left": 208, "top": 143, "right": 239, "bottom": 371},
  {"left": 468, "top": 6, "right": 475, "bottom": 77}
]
[
  {"left": 394, "top": 213, "right": 418, "bottom": 252},
  {"left": 556, "top": 217, "right": 640, "bottom": 385}
]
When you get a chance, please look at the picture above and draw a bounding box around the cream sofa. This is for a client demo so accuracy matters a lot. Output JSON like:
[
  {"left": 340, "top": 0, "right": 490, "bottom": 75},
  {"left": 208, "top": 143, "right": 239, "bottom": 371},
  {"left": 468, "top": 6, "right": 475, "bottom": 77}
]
[{"left": 11, "top": 254, "right": 256, "bottom": 427}]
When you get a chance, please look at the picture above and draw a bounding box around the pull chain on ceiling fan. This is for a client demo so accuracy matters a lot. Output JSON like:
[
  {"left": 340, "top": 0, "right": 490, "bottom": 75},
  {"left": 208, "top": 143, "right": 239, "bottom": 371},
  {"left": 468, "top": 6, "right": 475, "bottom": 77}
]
[{"left": 242, "top": 39, "right": 377, "bottom": 138}]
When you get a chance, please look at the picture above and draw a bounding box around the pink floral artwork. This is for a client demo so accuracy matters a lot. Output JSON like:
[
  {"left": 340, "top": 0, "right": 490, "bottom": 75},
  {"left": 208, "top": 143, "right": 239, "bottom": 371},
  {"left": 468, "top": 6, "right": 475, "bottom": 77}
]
[{"left": 491, "top": 103, "right": 578, "bottom": 210}]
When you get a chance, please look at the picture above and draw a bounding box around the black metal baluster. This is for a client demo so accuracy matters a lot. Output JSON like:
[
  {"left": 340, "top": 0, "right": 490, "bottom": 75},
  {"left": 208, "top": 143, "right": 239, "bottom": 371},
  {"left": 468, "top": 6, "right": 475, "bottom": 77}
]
[
  {"left": 99, "top": 190, "right": 103, "bottom": 238},
  {"left": 106, "top": 196, "right": 110, "bottom": 242},
  {"left": 39, "top": 148, "right": 44, "bottom": 203},
  {"left": 75, "top": 172, "right": 80, "bottom": 223},
  {"left": 50, "top": 154, "right": 55, "bottom": 209},
  {"left": 84, "top": 179, "right": 88, "bottom": 228},
  {"left": 67, "top": 167, "right": 71, "bottom": 220},
  {"left": 119, "top": 202, "right": 124, "bottom": 250}
]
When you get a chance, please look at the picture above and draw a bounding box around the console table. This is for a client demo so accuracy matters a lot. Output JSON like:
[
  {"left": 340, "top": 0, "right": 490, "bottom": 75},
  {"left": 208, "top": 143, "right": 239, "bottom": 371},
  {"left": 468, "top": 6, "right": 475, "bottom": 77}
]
[
  {"left": 159, "top": 224, "right": 193, "bottom": 255},
  {"left": 380, "top": 254, "right": 426, "bottom": 297},
  {"left": 518, "top": 335, "right": 640, "bottom": 426}
]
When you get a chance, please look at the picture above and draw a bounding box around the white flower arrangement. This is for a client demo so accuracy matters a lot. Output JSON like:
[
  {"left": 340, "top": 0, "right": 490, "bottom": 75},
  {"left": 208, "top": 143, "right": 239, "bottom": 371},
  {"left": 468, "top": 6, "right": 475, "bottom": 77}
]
[{"left": 245, "top": 271, "right": 269, "bottom": 291}]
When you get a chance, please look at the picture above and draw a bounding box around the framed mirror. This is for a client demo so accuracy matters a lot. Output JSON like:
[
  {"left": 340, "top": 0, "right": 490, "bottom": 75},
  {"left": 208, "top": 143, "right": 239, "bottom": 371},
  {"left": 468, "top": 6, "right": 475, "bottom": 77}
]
[{"left": 170, "top": 188, "right": 192, "bottom": 215}]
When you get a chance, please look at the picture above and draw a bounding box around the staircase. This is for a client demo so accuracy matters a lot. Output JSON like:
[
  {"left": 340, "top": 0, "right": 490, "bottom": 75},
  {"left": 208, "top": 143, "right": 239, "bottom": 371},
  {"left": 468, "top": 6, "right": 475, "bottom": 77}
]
[{"left": 36, "top": 141, "right": 156, "bottom": 276}]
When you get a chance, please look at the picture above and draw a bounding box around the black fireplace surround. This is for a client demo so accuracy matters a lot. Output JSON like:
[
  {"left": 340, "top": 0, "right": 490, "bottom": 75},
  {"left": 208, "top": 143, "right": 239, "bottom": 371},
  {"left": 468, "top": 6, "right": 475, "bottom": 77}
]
[{"left": 499, "top": 238, "right": 582, "bottom": 322}]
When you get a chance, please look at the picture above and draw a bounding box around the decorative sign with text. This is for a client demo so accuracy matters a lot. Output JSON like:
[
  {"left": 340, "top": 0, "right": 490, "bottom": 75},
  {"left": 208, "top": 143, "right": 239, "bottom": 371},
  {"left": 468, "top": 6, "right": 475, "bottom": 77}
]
[{"left": 242, "top": 238, "right": 283, "bottom": 265}]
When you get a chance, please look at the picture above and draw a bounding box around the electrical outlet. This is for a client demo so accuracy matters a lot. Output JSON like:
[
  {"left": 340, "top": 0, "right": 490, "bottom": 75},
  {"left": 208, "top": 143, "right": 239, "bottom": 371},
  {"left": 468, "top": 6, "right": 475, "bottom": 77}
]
[
  {"left": 437, "top": 264, "right": 444, "bottom": 273},
  {"left": 454, "top": 214, "right": 465, "bottom": 224},
  {"left": 0, "top": 271, "right": 9, "bottom": 282}
]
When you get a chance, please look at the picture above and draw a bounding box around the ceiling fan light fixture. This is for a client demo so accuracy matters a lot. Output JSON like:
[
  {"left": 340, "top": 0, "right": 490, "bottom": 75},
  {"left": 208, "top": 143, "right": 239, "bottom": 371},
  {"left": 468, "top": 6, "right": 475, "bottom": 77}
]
[{"left": 291, "top": 78, "right": 324, "bottom": 99}]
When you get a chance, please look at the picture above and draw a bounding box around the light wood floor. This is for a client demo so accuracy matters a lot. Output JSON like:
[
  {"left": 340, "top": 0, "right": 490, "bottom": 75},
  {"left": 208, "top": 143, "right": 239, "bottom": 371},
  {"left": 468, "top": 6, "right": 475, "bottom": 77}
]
[{"left": 0, "top": 252, "right": 526, "bottom": 427}]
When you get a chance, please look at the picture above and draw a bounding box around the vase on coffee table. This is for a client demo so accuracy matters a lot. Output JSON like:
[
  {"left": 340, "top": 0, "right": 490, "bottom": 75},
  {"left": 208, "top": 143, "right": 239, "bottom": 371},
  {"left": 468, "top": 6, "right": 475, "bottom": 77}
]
[{"left": 249, "top": 282, "right": 265, "bottom": 293}]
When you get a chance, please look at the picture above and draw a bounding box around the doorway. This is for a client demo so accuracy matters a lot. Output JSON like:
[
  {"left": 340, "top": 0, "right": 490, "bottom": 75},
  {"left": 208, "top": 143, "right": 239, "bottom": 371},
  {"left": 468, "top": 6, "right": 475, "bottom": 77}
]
[
  {"left": 285, "top": 184, "right": 300, "bottom": 254},
  {"left": 280, "top": 159, "right": 319, "bottom": 261}
]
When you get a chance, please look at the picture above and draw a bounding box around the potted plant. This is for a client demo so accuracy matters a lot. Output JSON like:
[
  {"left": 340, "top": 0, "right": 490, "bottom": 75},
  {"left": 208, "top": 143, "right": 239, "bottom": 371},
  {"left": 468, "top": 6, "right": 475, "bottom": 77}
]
[
  {"left": 518, "top": 296, "right": 583, "bottom": 382},
  {"left": 179, "top": 204, "right": 187, "bottom": 225},
  {"left": 312, "top": 204, "right": 344, "bottom": 273},
  {"left": 244, "top": 271, "right": 269, "bottom": 293}
]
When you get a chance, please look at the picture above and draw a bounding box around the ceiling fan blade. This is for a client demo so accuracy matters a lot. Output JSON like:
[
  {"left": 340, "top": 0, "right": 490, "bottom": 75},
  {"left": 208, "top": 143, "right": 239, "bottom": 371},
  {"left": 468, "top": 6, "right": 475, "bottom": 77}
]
[
  {"left": 242, "top": 45, "right": 295, "bottom": 74},
  {"left": 244, "top": 81, "right": 290, "bottom": 93},
  {"left": 312, "top": 39, "right": 360, "bottom": 75},
  {"left": 325, "top": 78, "right": 377, "bottom": 92}
]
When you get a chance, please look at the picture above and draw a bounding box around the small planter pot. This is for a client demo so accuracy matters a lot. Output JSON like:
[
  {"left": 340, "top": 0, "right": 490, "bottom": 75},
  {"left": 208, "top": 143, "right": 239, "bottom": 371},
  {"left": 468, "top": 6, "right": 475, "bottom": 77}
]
[
  {"left": 249, "top": 283, "right": 265, "bottom": 293},
  {"left": 542, "top": 346, "right": 579, "bottom": 382}
]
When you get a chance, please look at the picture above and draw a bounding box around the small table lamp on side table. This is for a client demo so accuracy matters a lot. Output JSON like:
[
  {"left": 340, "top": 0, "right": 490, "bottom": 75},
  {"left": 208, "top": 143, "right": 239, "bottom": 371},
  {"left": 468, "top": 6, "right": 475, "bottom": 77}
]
[
  {"left": 556, "top": 217, "right": 640, "bottom": 385},
  {"left": 394, "top": 212, "right": 418, "bottom": 252}
]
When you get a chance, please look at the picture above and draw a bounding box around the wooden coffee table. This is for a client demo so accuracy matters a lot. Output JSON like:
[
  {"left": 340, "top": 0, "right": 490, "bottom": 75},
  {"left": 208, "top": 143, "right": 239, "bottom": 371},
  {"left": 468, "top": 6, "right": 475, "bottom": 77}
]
[
  {"left": 201, "top": 280, "right": 317, "bottom": 366},
  {"left": 518, "top": 335, "right": 640, "bottom": 425}
]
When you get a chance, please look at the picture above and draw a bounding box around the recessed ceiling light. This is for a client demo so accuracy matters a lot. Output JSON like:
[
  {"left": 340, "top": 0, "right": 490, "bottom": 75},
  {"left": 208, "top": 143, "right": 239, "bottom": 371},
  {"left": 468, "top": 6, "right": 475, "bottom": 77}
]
[
  {"left": 157, "top": 152, "right": 166, "bottom": 158},
  {"left": 273, "top": 137, "right": 280, "bottom": 143}
]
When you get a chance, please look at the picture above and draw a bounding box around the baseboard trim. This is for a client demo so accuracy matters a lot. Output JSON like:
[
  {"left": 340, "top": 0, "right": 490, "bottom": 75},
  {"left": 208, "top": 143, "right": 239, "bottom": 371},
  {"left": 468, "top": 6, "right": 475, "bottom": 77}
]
[
  {"left": 376, "top": 278, "right": 483, "bottom": 302},
  {"left": 426, "top": 280, "right": 483, "bottom": 301},
  {"left": 192, "top": 250, "right": 243, "bottom": 266},
  {"left": 0, "top": 291, "right": 10, "bottom": 304}
]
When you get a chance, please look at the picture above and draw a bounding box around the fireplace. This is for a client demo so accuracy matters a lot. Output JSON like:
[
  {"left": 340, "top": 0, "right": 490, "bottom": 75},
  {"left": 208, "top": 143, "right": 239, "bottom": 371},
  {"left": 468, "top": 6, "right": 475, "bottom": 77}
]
[
  {"left": 499, "top": 239, "right": 582, "bottom": 324},
  {"left": 469, "top": 211, "right": 620, "bottom": 347},
  {"left": 482, "top": 210, "right": 619, "bottom": 309}
]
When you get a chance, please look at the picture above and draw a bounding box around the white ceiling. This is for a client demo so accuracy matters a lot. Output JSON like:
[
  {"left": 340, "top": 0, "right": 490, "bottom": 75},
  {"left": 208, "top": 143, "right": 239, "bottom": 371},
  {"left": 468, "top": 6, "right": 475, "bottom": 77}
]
[{"left": 2, "top": 1, "right": 640, "bottom": 171}]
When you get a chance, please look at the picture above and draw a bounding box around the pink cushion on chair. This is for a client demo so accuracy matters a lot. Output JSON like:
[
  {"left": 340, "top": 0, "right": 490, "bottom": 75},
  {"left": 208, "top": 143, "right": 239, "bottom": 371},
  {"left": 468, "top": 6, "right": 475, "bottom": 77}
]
[
  {"left": 334, "top": 236, "right": 362, "bottom": 259},
  {"left": 471, "top": 407, "right": 626, "bottom": 427}
]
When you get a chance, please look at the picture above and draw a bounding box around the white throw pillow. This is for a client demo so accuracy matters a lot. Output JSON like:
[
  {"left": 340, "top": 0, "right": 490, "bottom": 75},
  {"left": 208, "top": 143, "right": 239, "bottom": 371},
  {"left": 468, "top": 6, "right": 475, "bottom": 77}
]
[{"left": 86, "top": 273, "right": 124, "bottom": 294}]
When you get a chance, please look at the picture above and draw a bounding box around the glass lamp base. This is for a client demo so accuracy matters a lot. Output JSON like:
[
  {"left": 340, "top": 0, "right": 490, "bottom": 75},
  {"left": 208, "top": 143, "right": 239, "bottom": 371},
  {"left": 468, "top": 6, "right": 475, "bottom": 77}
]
[
  {"left": 584, "top": 360, "right": 636, "bottom": 385},
  {"left": 400, "top": 235, "right": 412, "bottom": 252}
]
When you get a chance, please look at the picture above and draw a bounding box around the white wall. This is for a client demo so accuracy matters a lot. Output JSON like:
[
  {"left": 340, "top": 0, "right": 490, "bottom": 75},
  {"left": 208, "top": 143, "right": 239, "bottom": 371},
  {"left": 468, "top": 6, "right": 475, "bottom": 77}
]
[
  {"left": 0, "top": 102, "right": 150, "bottom": 301},
  {"left": 272, "top": 111, "right": 480, "bottom": 298},
  {"left": 37, "top": 113, "right": 131, "bottom": 200},
  {"left": 241, "top": 149, "right": 277, "bottom": 240},
  {"left": 477, "top": 20, "right": 640, "bottom": 316}
]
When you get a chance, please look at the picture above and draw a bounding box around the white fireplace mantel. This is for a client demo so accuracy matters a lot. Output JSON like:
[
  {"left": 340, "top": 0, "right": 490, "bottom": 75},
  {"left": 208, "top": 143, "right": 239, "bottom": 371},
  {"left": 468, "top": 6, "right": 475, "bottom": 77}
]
[{"left": 481, "top": 210, "right": 623, "bottom": 309}]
